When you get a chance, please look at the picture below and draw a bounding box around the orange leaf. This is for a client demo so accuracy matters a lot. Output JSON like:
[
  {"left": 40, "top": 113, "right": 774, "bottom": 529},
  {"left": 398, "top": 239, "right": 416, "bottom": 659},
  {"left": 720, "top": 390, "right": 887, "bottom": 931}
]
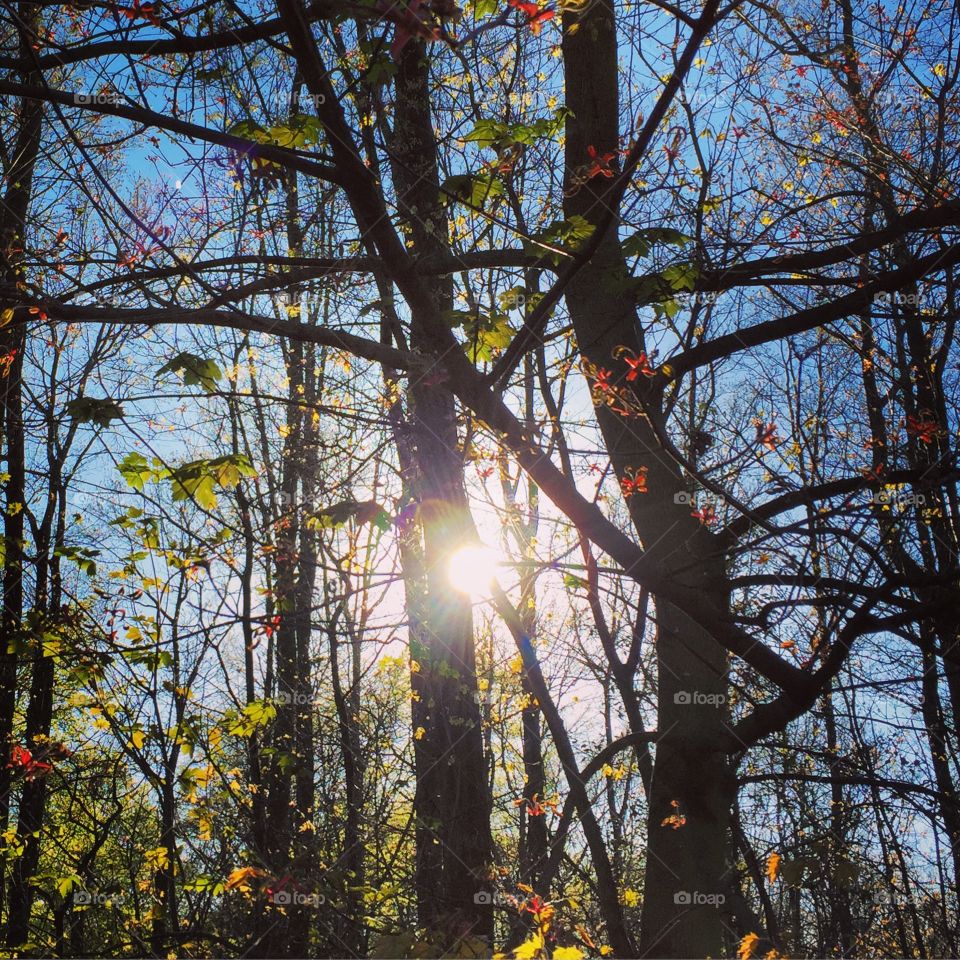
[
  {"left": 739, "top": 933, "right": 760, "bottom": 960},
  {"left": 225, "top": 866, "right": 267, "bottom": 892}
]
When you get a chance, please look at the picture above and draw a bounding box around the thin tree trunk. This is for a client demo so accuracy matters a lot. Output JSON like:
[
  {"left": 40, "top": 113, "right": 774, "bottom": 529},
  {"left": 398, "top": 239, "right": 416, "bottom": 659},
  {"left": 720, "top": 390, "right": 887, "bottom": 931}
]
[{"left": 0, "top": 0, "right": 43, "bottom": 873}]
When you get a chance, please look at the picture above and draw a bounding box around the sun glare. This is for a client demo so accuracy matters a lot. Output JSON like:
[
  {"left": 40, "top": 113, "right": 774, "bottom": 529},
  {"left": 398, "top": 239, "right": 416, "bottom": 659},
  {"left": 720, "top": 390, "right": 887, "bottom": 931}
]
[{"left": 448, "top": 544, "right": 502, "bottom": 597}]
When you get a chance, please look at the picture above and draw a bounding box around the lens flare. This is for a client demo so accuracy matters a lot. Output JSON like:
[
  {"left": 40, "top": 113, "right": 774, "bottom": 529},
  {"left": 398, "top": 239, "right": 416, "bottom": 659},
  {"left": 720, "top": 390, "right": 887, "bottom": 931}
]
[{"left": 448, "top": 544, "right": 501, "bottom": 597}]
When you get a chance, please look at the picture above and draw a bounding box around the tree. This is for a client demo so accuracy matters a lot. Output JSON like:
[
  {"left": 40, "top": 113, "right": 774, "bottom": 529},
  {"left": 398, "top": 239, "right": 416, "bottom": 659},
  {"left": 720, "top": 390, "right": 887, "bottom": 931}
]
[{"left": 1, "top": 0, "right": 959, "bottom": 955}]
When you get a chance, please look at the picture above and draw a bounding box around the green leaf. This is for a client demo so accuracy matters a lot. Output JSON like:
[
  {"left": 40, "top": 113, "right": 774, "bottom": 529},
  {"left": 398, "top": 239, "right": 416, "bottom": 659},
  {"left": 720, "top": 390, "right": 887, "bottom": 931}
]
[
  {"left": 464, "top": 111, "right": 569, "bottom": 151},
  {"left": 464, "top": 119, "right": 509, "bottom": 149},
  {"left": 228, "top": 119, "right": 269, "bottom": 142},
  {"left": 66, "top": 397, "right": 125, "bottom": 426},
  {"left": 122, "top": 647, "right": 174, "bottom": 670},
  {"left": 157, "top": 352, "right": 224, "bottom": 391},
  {"left": 208, "top": 454, "right": 258, "bottom": 489},
  {"left": 267, "top": 113, "right": 323, "bottom": 148},
  {"left": 440, "top": 173, "right": 503, "bottom": 210},
  {"left": 173, "top": 472, "right": 217, "bottom": 510},
  {"left": 445, "top": 310, "right": 514, "bottom": 362},
  {"left": 662, "top": 261, "right": 699, "bottom": 292},
  {"left": 54, "top": 545, "right": 100, "bottom": 577},
  {"left": 701, "top": 196, "right": 723, "bottom": 215},
  {"left": 117, "top": 452, "right": 168, "bottom": 492},
  {"left": 226, "top": 700, "right": 277, "bottom": 737},
  {"left": 622, "top": 227, "right": 693, "bottom": 259},
  {"left": 184, "top": 875, "right": 226, "bottom": 895},
  {"left": 524, "top": 215, "right": 595, "bottom": 265},
  {"left": 56, "top": 875, "right": 81, "bottom": 898},
  {"left": 169, "top": 455, "right": 256, "bottom": 511}
]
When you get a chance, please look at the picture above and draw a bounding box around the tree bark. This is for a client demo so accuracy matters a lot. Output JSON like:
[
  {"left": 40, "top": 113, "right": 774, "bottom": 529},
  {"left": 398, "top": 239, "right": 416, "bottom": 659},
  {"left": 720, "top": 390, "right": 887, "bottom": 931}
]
[
  {"left": 386, "top": 40, "right": 494, "bottom": 945},
  {"left": 562, "top": 3, "right": 734, "bottom": 954}
]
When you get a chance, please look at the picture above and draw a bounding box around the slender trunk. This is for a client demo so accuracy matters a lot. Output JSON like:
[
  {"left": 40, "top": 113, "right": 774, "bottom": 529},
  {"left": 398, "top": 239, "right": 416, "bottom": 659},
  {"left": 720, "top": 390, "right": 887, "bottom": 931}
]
[
  {"left": 257, "top": 146, "right": 319, "bottom": 956},
  {"left": 503, "top": 360, "right": 548, "bottom": 890},
  {"left": 493, "top": 590, "right": 635, "bottom": 956},
  {"left": 149, "top": 780, "right": 178, "bottom": 957},
  {"left": 6, "top": 651, "right": 54, "bottom": 947},
  {"left": 328, "top": 598, "right": 365, "bottom": 955},
  {"left": 0, "top": 13, "right": 43, "bottom": 917}
]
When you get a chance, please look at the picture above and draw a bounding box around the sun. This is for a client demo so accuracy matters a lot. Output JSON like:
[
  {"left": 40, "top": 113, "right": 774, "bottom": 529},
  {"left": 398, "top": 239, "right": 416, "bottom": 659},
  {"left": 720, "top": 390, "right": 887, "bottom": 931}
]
[{"left": 448, "top": 544, "right": 502, "bottom": 598}]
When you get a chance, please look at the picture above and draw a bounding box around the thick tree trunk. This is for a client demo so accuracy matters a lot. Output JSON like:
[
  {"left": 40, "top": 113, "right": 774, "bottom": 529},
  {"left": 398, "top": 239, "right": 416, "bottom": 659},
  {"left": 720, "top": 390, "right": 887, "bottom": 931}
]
[
  {"left": 387, "top": 42, "right": 494, "bottom": 945},
  {"left": 562, "top": 4, "right": 734, "bottom": 954}
]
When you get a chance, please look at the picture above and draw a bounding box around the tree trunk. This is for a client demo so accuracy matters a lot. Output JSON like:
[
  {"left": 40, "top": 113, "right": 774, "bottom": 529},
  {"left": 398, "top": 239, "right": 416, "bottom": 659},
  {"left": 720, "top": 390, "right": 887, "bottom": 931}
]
[
  {"left": 386, "top": 41, "right": 494, "bottom": 944},
  {"left": 0, "top": 1, "right": 43, "bottom": 933},
  {"left": 562, "top": 4, "right": 734, "bottom": 954}
]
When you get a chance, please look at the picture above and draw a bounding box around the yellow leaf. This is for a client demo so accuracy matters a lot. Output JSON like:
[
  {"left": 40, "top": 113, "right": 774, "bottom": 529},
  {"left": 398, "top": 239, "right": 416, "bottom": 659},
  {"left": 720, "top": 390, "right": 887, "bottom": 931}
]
[
  {"left": 197, "top": 810, "right": 213, "bottom": 841},
  {"left": 131, "top": 730, "right": 145, "bottom": 749},
  {"left": 554, "top": 949, "right": 584, "bottom": 960},
  {"left": 145, "top": 846, "right": 170, "bottom": 871},
  {"left": 767, "top": 852, "right": 781, "bottom": 883},
  {"left": 933, "top": 63, "right": 947, "bottom": 78},
  {"left": 739, "top": 933, "right": 760, "bottom": 960},
  {"left": 622, "top": 888, "right": 640, "bottom": 907},
  {"left": 513, "top": 933, "right": 543, "bottom": 959}
]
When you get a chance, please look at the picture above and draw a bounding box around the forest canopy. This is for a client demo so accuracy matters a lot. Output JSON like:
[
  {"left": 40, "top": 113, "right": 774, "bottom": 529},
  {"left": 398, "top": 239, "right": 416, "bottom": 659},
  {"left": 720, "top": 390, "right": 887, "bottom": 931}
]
[{"left": 1, "top": 0, "right": 959, "bottom": 956}]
